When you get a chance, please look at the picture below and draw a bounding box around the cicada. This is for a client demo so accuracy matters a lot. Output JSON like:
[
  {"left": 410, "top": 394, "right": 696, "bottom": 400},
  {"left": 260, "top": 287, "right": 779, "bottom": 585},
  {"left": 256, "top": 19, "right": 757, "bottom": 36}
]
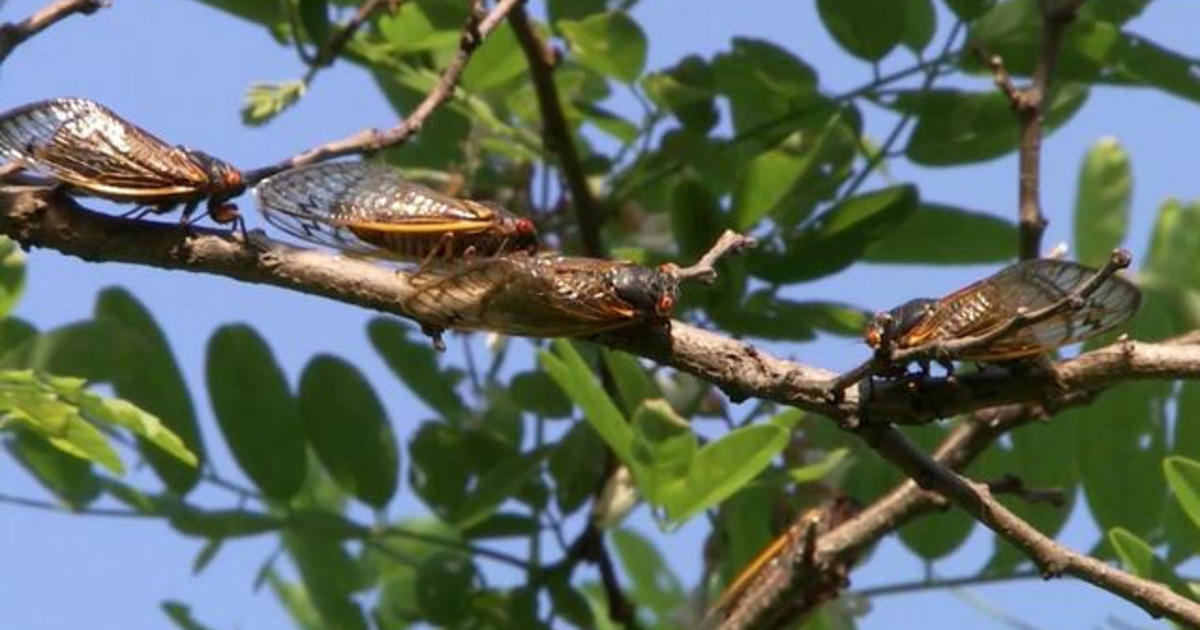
[
  {"left": 402, "top": 254, "right": 678, "bottom": 338},
  {"left": 865, "top": 258, "right": 1141, "bottom": 361},
  {"left": 253, "top": 161, "right": 538, "bottom": 263},
  {"left": 0, "top": 98, "right": 245, "bottom": 226},
  {"left": 704, "top": 497, "right": 859, "bottom": 630}
]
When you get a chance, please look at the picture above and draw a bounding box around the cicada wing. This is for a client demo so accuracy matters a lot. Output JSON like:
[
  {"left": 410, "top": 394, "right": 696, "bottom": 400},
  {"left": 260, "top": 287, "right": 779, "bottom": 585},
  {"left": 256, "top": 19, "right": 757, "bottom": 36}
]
[{"left": 0, "top": 99, "right": 209, "bottom": 199}]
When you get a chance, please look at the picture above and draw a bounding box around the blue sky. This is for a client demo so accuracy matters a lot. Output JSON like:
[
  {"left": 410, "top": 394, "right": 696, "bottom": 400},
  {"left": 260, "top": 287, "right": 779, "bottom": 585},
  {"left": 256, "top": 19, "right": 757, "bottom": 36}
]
[{"left": 0, "top": 0, "right": 1197, "bottom": 628}]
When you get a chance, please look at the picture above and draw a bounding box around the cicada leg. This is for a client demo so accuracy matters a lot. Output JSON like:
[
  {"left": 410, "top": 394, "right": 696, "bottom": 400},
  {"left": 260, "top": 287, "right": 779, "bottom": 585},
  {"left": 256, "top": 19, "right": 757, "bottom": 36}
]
[{"left": 416, "top": 232, "right": 461, "bottom": 274}]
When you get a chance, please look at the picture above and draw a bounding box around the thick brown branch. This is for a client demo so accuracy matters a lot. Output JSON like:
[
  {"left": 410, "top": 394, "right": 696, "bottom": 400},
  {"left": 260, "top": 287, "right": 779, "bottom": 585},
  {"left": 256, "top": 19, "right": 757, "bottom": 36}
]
[
  {"left": 508, "top": 5, "right": 605, "bottom": 257},
  {"left": 245, "top": 0, "right": 525, "bottom": 183},
  {"left": 0, "top": 0, "right": 107, "bottom": 64}
]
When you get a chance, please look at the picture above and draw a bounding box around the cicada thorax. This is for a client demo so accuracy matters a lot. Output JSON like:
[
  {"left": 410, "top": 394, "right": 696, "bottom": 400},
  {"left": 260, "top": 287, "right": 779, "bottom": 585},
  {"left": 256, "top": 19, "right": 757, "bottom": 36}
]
[
  {"left": 0, "top": 98, "right": 246, "bottom": 226},
  {"left": 865, "top": 258, "right": 1142, "bottom": 362},
  {"left": 254, "top": 161, "right": 538, "bottom": 263},
  {"left": 402, "top": 254, "right": 678, "bottom": 338}
]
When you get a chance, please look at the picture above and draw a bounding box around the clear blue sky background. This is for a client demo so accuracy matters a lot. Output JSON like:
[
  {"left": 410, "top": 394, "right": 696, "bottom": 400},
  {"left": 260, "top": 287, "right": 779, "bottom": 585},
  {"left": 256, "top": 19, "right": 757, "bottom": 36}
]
[{"left": 0, "top": 0, "right": 1197, "bottom": 628}]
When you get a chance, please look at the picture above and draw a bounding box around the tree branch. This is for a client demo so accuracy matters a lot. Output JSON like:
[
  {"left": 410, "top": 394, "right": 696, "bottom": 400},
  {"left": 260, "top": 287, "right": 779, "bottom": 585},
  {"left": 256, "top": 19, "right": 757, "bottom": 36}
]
[
  {"left": 244, "top": 0, "right": 525, "bottom": 183},
  {"left": 0, "top": 0, "right": 107, "bottom": 64},
  {"left": 5, "top": 187, "right": 1200, "bottom": 624},
  {"left": 508, "top": 5, "right": 605, "bottom": 257}
]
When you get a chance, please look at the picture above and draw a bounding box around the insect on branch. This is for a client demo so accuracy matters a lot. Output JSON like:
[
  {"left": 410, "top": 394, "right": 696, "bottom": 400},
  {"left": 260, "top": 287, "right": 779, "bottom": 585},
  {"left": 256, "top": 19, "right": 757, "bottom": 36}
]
[{"left": 826, "top": 248, "right": 1133, "bottom": 399}]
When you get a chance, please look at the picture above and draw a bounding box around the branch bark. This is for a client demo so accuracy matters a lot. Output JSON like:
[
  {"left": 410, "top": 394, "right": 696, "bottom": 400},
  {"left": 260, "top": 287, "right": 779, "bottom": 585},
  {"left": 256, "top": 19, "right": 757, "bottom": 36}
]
[
  {"left": 244, "top": 0, "right": 526, "bottom": 183},
  {"left": 508, "top": 5, "right": 605, "bottom": 257},
  {"left": 0, "top": 0, "right": 107, "bottom": 64},
  {"left": 4, "top": 187, "right": 1198, "bottom": 624}
]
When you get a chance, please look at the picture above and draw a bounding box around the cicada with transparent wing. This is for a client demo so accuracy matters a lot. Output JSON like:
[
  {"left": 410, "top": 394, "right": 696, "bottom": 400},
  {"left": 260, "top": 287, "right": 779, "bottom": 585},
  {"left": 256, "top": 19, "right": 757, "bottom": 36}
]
[
  {"left": 254, "top": 161, "right": 538, "bottom": 264},
  {"left": 0, "top": 98, "right": 246, "bottom": 226},
  {"left": 403, "top": 254, "right": 678, "bottom": 339},
  {"left": 865, "top": 258, "right": 1141, "bottom": 361}
]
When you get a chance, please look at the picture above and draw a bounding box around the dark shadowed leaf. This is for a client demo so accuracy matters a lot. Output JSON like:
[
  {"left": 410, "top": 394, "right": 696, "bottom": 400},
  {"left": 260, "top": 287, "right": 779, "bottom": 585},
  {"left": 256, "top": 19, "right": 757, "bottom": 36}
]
[
  {"left": 206, "top": 325, "right": 306, "bottom": 501},
  {"left": 169, "top": 507, "right": 283, "bottom": 538},
  {"left": 864, "top": 203, "right": 1017, "bottom": 264},
  {"left": 1074, "top": 138, "right": 1131, "bottom": 266},
  {"left": 558, "top": 11, "right": 647, "bottom": 82},
  {"left": 895, "top": 84, "right": 1088, "bottom": 165},
  {"left": 612, "top": 528, "right": 684, "bottom": 614},
  {"left": 298, "top": 355, "right": 399, "bottom": 508},
  {"left": 901, "top": 0, "right": 936, "bottom": 52},
  {"left": 641, "top": 55, "right": 718, "bottom": 132},
  {"left": 6, "top": 427, "right": 100, "bottom": 509},
  {"left": 748, "top": 184, "right": 919, "bottom": 283},
  {"left": 815, "top": 0, "right": 904, "bottom": 61},
  {"left": 671, "top": 178, "right": 727, "bottom": 261},
  {"left": 298, "top": 0, "right": 330, "bottom": 47},
  {"left": 162, "top": 601, "right": 217, "bottom": 630},
  {"left": 285, "top": 532, "right": 369, "bottom": 630},
  {"left": 1109, "top": 34, "right": 1200, "bottom": 106},
  {"left": 510, "top": 371, "right": 573, "bottom": 418},
  {"left": 944, "top": 0, "right": 994, "bottom": 19},
  {"left": 548, "top": 421, "right": 606, "bottom": 514},
  {"left": 95, "top": 288, "right": 204, "bottom": 494},
  {"left": 899, "top": 425, "right": 974, "bottom": 559},
  {"left": 712, "top": 38, "right": 819, "bottom": 135},
  {"left": 0, "top": 237, "right": 25, "bottom": 318},
  {"left": 602, "top": 349, "right": 662, "bottom": 416},
  {"left": 368, "top": 318, "right": 468, "bottom": 422},
  {"left": 416, "top": 553, "right": 478, "bottom": 625}
]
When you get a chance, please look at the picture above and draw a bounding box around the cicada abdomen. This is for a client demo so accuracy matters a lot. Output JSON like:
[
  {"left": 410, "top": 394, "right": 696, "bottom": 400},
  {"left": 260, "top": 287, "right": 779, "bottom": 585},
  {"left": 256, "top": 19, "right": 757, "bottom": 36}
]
[
  {"left": 253, "top": 161, "right": 538, "bottom": 263},
  {"left": 0, "top": 98, "right": 245, "bottom": 226},
  {"left": 402, "top": 254, "right": 678, "bottom": 338},
  {"left": 866, "top": 258, "right": 1142, "bottom": 361}
]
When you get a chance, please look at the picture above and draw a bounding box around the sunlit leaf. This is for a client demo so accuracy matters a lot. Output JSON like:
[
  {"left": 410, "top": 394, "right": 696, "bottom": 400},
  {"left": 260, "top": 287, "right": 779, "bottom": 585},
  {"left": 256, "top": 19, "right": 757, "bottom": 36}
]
[
  {"left": 864, "top": 203, "right": 1017, "bottom": 264},
  {"left": 1074, "top": 137, "right": 1131, "bottom": 266},
  {"left": 558, "top": 11, "right": 647, "bottom": 82},
  {"left": 540, "top": 339, "right": 632, "bottom": 462}
]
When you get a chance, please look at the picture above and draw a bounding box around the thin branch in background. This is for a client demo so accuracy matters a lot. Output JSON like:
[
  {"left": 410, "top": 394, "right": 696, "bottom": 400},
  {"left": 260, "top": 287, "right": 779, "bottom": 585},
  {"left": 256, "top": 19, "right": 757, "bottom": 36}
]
[
  {"left": 0, "top": 0, "right": 107, "bottom": 64},
  {"left": 852, "top": 568, "right": 1044, "bottom": 598},
  {"left": 986, "top": 473, "right": 1066, "bottom": 508},
  {"left": 375, "top": 525, "right": 531, "bottom": 570},
  {"left": 0, "top": 491, "right": 156, "bottom": 519},
  {"left": 508, "top": 4, "right": 605, "bottom": 257},
  {"left": 855, "top": 423, "right": 1200, "bottom": 627},
  {"left": 244, "top": 0, "right": 526, "bottom": 183}
]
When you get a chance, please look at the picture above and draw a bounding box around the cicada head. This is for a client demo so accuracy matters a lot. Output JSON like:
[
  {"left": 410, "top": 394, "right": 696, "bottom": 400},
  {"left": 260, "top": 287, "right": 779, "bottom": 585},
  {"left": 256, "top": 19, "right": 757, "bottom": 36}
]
[
  {"left": 502, "top": 215, "right": 539, "bottom": 254},
  {"left": 610, "top": 264, "right": 679, "bottom": 318},
  {"left": 187, "top": 149, "right": 246, "bottom": 197},
  {"left": 865, "top": 298, "right": 937, "bottom": 350}
]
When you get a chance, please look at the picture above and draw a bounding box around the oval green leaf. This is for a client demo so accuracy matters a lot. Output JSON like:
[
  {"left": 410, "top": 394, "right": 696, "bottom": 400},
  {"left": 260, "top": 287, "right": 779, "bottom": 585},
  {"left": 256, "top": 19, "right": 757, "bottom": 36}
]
[
  {"left": 864, "top": 203, "right": 1018, "bottom": 264},
  {"left": 816, "top": 0, "right": 904, "bottom": 61},
  {"left": 557, "top": 11, "right": 647, "bottom": 82},
  {"left": 1074, "top": 137, "right": 1131, "bottom": 266}
]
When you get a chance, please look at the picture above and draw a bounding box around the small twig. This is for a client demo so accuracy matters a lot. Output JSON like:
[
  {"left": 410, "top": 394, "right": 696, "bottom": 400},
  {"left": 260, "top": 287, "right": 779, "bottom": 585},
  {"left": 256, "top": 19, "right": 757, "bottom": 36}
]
[
  {"left": 669, "top": 230, "right": 757, "bottom": 283},
  {"left": 375, "top": 525, "right": 530, "bottom": 570},
  {"left": 827, "top": 248, "right": 1132, "bottom": 398},
  {"left": 0, "top": 491, "right": 152, "bottom": 518},
  {"left": 853, "top": 568, "right": 1044, "bottom": 598},
  {"left": 0, "top": 0, "right": 107, "bottom": 64},
  {"left": 311, "top": 0, "right": 398, "bottom": 69},
  {"left": 987, "top": 474, "right": 1066, "bottom": 508},
  {"left": 244, "top": 0, "right": 525, "bottom": 183},
  {"left": 508, "top": 4, "right": 605, "bottom": 257}
]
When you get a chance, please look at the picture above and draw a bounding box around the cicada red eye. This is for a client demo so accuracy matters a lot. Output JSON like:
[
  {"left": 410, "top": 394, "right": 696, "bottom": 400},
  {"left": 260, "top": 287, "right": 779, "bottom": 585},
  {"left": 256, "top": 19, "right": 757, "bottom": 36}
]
[
  {"left": 0, "top": 98, "right": 244, "bottom": 227},
  {"left": 255, "top": 161, "right": 540, "bottom": 263}
]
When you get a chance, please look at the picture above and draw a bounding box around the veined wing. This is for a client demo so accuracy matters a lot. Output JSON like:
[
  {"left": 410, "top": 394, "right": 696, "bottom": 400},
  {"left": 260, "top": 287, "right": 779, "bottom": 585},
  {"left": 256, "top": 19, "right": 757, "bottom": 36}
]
[{"left": 0, "top": 98, "right": 209, "bottom": 198}]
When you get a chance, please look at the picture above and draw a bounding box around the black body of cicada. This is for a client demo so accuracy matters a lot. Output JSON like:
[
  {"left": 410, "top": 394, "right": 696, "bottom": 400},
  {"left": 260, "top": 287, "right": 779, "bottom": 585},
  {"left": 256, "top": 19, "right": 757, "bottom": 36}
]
[
  {"left": 0, "top": 98, "right": 245, "bottom": 225},
  {"left": 402, "top": 254, "right": 677, "bottom": 338},
  {"left": 253, "top": 161, "right": 538, "bottom": 263},
  {"left": 865, "top": 258, "right": 1141, "bottom": 361}
]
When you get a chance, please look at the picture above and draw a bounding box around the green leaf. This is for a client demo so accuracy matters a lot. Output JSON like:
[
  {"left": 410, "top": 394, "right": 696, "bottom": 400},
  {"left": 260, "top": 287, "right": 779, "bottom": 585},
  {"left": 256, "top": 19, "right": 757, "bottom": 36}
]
[
  {"left": 169, "top": 507, "right": 283, "bottom": 538},
  {"left": 540, "top": 340, "right": 632, "bottom": 462},
  {"left": 368, "top": 318, "right": 467, "bottom": 422},
  {"left": 748, "top": 184, "right": 919, "bottom": 283},
  {"left": 1164, "top": 456, "right": 1200, "bottom": 532},
  {"left": 899, "top": 425, "right": 974, "bottom": 559},
  {"left": 0, "top": 237, "right": 25, "bottom": 318},
  {"left": 944, "top": 0, "right": 994, "bottom": 19},
  {"left": 298, "top": 0, "right": 330, "bottom": 47},
  {"left": 896, "top": 84, "right": 1089, "bottom": 165},
  {"left": 285, "top": 531, "right": 369, "bottom": 630},
  {"left": 663, "top": 409, "right": 793, "bottom": 522},
  {"left": 548, "top": 421, "right": 606, "bottom": 514},
  {"left": 298, "top": 355, "right": 399, "bottom": 508},
  {"left": 1144, "top": 200, "right": 1200, "bottom": 292},
  {"left": 510, "top": 371, "right": 572, "bottom": 418},
  {"left": 611, "top": 528, "right": 684, "bottom": 614},
  {"left": 67, "top": 389, "right": 197, "bottom": 467},
  {"left": 162, "top": 601, "right": 217, "bottom": 630},
  {"left": 462, "top": 22, "right": 525, "bottom": 91},
  {"left": 6, "top": 427, "right": 100, "bottom": 509},
  {"left": 864, "top": 203, "right": 1018, "bottom": 264},
  {"left": 192, "top": 538, "right": 222, "bottom": 575},
  {"left": 242, "top": 80, "right": 307, "bottom": 126},
  {"left": 206, "top": 325, "right": 306, "bottom": 501},
  {"left": 1074, "top": 137, "right": 1131, "bottom": 266},
  {"left": 0, "top": 318, "right": 36, "bottom": 353},
  {"left": 1110, "top": 34, "right": 1200, "bottom": 106},
  {"left": 1081, "top": 0, "right": 1153, "bottom": 24},
  {"left": 641, "top": 55, "right": 718, "bottom": 132},
  {"left": 967, "top": 1, "right": 1118, "bottom": 81},
  {"left": 189, "top": 0, "right": 283, "bottom": 26},
  {"left": 267, "top": 572, "right": 323, "bottom": 630},
  {"left": 712, "top": 38, "right": 819, "bottom": 135},
  {"left": 815, "top": 0, "right": 904, "bottom": 61},
  {"left": 602, "top": 350, "right": 662, "bottom": 416},
  {"left": 415, "top": 553, "right": 478, "bottom": 626},
  {"left": 1109, "top": 527, "right": 1193, "bottom": 598},
  {"left": 557, "top": 11, "right": 647, "bottom": 82},
  {"left": 670, "top": 178, "right": 727, "bottom": 261},
  {"left": 789, "top": 447, "right": 851, "bottom": 484},
  {"left": 901, "top": 0, "right": 936, "bottom": 52},
  {"left": 629, "top": 400, "right": 696, "bottom": 505},
  {"left": 732, "top": 148, "right": 812, "bottom": 230},
  {"left": 448, "top": 448, "right": 544, "bottom": 530},
  {"left": 94, "top": 288, "right": 204, "bottom": 494},
  {"left": 0, "top": 373, "right": 123, "bottom": 474}
]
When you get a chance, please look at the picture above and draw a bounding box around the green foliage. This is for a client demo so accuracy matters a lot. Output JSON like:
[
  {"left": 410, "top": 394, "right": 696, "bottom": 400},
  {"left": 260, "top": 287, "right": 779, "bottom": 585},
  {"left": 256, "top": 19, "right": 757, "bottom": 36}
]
[{"left": 1074, "top": 137, "right": 1132, "bottom": 266}]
